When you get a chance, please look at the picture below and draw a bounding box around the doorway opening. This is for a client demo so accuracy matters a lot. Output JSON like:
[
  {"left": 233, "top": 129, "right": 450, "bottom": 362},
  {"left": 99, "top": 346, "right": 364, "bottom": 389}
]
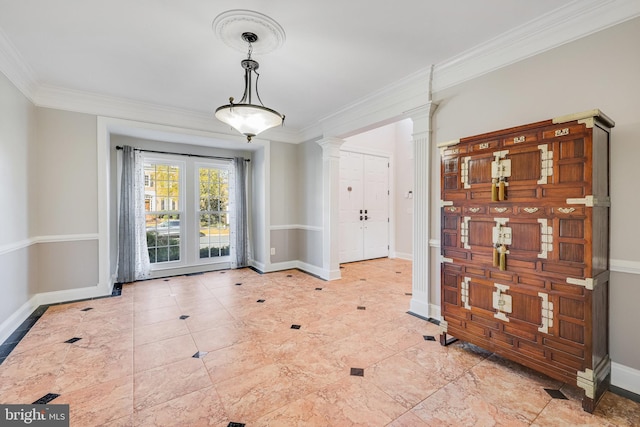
[{"left": 338, "top": 119, "right": 414, "bottom": 265}]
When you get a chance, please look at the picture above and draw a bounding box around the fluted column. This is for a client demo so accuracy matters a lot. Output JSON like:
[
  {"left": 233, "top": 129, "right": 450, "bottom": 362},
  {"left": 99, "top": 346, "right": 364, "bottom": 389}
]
[
  {"left": 317, "top": 137, "right": 345, "bottom": 280},
  {"left": 406, "top": 102, "right": 437, "bottom": 318}
]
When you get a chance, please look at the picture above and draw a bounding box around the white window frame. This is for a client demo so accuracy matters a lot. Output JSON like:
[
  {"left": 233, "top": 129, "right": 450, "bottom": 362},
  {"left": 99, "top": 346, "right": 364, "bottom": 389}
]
[
  {"left": 143, "top": 155, "right": 186, "bottom": 270},
  {"left": 194, "top": 160, "right": 232, "bottom": 265}
]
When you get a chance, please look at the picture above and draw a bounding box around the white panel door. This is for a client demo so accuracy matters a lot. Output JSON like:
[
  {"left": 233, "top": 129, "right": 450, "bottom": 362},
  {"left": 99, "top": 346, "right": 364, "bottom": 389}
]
[
  {"left": 339, "top": 151, "right": 389, "bottom": 263},
  {"left": 339, "top": 151, "right": 365, "bottom": 263},
  {"left": 363, "top": 154, "right": 390, "bottom": 259}
]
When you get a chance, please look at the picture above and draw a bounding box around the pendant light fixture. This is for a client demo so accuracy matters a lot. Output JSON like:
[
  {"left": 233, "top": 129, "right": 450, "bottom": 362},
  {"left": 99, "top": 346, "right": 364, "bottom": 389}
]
[{"left": 215, "top": 32, "right": 285, "bottom": 142}]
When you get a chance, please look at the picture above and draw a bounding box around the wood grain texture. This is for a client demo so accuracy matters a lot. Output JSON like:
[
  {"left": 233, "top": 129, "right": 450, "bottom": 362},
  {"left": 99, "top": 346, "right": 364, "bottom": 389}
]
[{"left": 440, "top": 112, "right": 613, "bottom": 413}]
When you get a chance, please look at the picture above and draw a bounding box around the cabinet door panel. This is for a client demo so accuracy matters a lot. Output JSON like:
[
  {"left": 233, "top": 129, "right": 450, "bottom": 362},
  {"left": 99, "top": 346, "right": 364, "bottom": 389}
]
[
  {"left": 558, "top": 137, "right": 585, "bottom": 160},
  {"left": 468, "top": 220, "right": 494, "bottom": 248},
  {"left": 558, "top": 161, "right": 585, "bottom": 183},
  {"left": 509, "top": 292, "right": 542, "bottom": 326},
  {"left": 467, "top": 155, "right": 493, "bottom": 185},
  {"left": 510, "top": 222, "right": 542, "bottom": 253},
  {"left": 469, "top": 279, "right": 495, "bottom": 312},
  {"left": 509, "top": 149, "right": 541, "bottom": 182}
]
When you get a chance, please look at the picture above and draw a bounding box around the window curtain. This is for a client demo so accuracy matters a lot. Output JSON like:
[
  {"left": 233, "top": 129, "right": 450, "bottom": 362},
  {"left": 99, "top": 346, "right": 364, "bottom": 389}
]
[
  {"left": 117, "top": 146, "right": 151, "bottom": 282},
  {"left": 229, "top": 157, "right": 248, "bottom": 268}
]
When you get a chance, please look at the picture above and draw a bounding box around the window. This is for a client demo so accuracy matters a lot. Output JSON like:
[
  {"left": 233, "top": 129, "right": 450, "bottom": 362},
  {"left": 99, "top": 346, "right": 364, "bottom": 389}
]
[
  {"left": 140, "top": 155, "right": 232, "bottom": 270},
  {"left": 198, "top": 166, "right": 230, "bottom": 259},
  {"left": 144, "top": 162, "right": 182, "bottom": 264}
]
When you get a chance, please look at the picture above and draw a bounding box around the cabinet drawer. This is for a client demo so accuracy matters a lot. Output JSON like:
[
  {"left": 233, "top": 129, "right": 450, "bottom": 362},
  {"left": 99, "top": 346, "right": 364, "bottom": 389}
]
[
  {"left": 503, "top": 131, "right": 539, "bottom": 147},
  {"left": 542, "top": 123, "right": 585, "bottom": 141},
  {"left": 470, "top": 139, "right": 500, "bottom": 152}
]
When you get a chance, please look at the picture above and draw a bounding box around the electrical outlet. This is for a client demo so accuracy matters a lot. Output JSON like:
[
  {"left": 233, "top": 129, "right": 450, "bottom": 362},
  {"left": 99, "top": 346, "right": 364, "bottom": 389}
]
[{"left": 270, "top": 248, "right": 276, "bottom": 255}]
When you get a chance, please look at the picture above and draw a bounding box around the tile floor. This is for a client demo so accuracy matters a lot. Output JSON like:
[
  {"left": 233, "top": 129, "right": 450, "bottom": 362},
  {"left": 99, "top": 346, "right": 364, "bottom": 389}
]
[{"left": 1, "top": 258, "right": 639, "bottom": 426}]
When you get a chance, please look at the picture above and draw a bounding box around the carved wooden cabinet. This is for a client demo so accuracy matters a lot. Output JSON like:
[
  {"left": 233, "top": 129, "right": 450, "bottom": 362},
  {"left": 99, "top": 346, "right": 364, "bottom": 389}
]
[{"left": 438, "top": 110, "right": 614, "bottom": 412}]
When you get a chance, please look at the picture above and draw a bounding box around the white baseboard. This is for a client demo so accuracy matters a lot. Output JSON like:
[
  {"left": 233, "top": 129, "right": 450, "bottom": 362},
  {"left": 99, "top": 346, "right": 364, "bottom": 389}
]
[
  {"left": 1, "top": 279, "right": 113, "bottom": 345},
  {"left": 409, "top": 297, "right": 430, "bottom": 319},
  {"left": 429, "top": 303, "right": 442, "bottom": 321},
  {"left": 0, "top": 296, "right": 39, "bottom": 344},
  {"left": 296, "top": 261, "right": 326, "bottom": 279},
  {"left": 266, "top": 260, "right": 328, "bottom": 280},
  {"left": 611, "top": 362, "right": 640, "bottom": 396},
  {"left": 394, "top": 252, "right": 413, "bottom": 261},
  {"left": 265, "top": 261, "right": 299, "bottom": 272},
  {"left": 35, "top": 283, "right": 112, "bottom": 306},
  {"left": 248, "top": 259, "right": 266, "bottom": 273}
]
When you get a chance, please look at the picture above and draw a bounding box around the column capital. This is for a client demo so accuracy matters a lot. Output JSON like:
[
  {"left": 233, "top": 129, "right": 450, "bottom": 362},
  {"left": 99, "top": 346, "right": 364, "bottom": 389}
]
[
  {"left": 404, "top": 102, "right": 438, "bottom": 137},
  {"left": 317, "top": 137, "right": 344, "bottom": 159}
]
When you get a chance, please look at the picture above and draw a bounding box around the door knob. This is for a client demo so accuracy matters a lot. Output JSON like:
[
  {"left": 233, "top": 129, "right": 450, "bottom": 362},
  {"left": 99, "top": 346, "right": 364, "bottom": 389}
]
[
  {"left": 360, "top": 216, "right": 363, "bottom": 221},
  {"left": 364, "top": 215, "right": 369, "bottom": 221},
  {"left": 364, "top": 209, "right": 368, "bottom": 214}
]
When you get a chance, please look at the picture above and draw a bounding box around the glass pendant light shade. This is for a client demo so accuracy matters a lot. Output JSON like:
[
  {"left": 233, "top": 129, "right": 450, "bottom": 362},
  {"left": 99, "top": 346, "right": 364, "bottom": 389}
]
[
  {"left": 215, "top": 32, "right": 284, "bottom": 142},
  {"left": 215, "top": 103, "right": 284, "bottom": 142}
]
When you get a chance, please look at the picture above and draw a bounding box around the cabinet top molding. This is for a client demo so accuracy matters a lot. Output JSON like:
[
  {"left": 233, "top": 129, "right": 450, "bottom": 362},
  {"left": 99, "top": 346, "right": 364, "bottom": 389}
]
[
  {"left": 436, "top": 138, "right": 460, "bottom": 149},
  {"left": 552, "top": 109, "right": 615, "bottom": 128},
  {"left": 437, "top": 109, "right": 614, "bottom": 149}
]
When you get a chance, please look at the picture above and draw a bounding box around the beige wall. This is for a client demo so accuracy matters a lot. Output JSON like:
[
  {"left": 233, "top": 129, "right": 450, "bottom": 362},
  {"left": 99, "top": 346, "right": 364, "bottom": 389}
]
[
  {"left": 296, "top": 141, "right": 323, "bottom": 267},
  {"left": 393, "top": 120, "right": 414, "bottom": 258},
  {"left": 0, "top": 71, "right": 37, "bottom": 333},
  {"left": 33, "top": 108, "right": 97, "bottom": 236},
  {"left": 270, "top": 141, "right": 299, "bottom": 227},
  {"left": 431, "top": 17, "right": 640, "bottom": 370},
  {"left": 31, "top": 108, "right": 100, "bottom": 293},
  {"left": 0, "top": 75, "right": 102, "bottom": 336},
  {"left": 0, "top": 72, "right": 34, "bottom": 245},
  {"left": 36, "top": 240, "right": 99, "bottom": 292}
]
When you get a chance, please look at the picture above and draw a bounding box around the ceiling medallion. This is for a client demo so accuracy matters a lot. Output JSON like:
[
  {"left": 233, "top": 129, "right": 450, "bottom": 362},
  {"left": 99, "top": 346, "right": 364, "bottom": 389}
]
[
  {"left": 213, "top": 11, "right": 286, "bottom": 142},
  {"left": 212, "top": 10, "right": 286, "bottom": 55}
]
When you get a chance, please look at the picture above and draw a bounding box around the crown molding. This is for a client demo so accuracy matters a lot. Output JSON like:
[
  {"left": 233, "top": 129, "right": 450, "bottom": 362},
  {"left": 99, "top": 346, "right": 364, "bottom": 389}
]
[
  {"left": 433, "top": 0, "right": 640, "bottom": 91},
  {"left": 316, "top": 68, "right": 432, "bottom": 139},
  {"left": 32, "top": 84, "right": 302, "bottom": 144},
  {"left": 0, "top": 26, "right": 37, "bottom": 100}
]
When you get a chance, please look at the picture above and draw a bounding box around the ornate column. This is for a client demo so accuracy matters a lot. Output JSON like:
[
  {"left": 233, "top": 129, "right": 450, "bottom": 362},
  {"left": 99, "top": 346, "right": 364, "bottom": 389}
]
[
  {"left": 317, "top": 137, "right": 344, "bottom": 280},
  {"left": 406, "top": 102, "right": 438, "bottom": 318}
]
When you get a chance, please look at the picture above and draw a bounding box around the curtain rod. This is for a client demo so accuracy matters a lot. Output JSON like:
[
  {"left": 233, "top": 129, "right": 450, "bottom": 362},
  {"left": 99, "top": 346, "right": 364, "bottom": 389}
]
[{"left": 115, "top": 146, "right": 250, "bottom": 162}]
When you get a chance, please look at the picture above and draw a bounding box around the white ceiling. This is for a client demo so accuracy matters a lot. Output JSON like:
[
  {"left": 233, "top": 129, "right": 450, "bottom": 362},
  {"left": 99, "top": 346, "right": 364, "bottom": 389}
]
[{"left": 0, "top": 1, "right": 637, "bottom": 139}]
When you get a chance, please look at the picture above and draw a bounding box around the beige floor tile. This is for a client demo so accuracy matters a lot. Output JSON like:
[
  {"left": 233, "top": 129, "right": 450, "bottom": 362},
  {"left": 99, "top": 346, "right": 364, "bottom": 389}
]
[
  {"left": 256, "top": 376, "right": 407, "bottom": 426},
  {"left": 0, "top": 259, "right": 638, "bottom": 426},
  {"left": 134, "top": 318, "right": 190, "bottom": 346},
  {"left": 54, "top": 344, "right": 133, "bottom": 393},
  {"left": 410, "top": 378, "right": 532, "bottom": 426},
  {"left": 133, "top": 358, "right": 211, "bottom": 411},
  {"left": 56, "top": 375, "right": 134, "bottom": 426},
  {"left": 134, "top": 386, "right": 228, "bottom": 426},
  {"left": 215, "top": 362, "right": 328, "bottom": 423},
  {"left": 190, "top": 321, "right": 248, "bottom": 352},
  {"left": 134, "top": 334, "right": 198, "bottom": 372},
  {"left": 0, "top": 372, "right": 58, "bottom": 404},
  {"left": 532, "top": 385, "right": 640, "bottom": 426},
  {"left": 134, "top": 305, "right": 183, "bottom": 327},
  {"left": 203, "top": 340, "right": 272, "bottom": 384},
  {"left": 386, "top": 410, "right": 431, "bottom": 427},
  {"left": 366, "top": 353, "right": 448, "bottom": 408},
  {"left": 400, "top": 340, "right": 491, "bottom": 382}
]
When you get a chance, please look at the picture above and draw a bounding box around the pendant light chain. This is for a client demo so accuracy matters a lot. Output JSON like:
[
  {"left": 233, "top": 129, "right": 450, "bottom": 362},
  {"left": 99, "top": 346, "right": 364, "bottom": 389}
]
[{"left": 214, "top": 31, "right": 285, "bottom": 142}]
